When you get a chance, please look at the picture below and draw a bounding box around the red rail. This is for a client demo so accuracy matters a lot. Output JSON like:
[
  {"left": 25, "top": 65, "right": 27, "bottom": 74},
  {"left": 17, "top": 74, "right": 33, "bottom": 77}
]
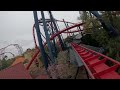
[
  {"left": 71, "top": 42, "right": 120, "bottom": 79},
  {"left": 63, "top": 30, "right": 83, "bottom": 33},
  {"left": 50, "top": 23, "right": 84, "bottom": 40},
  {"left": 26, "top": 22, "right": 84, "bottom": 70}
]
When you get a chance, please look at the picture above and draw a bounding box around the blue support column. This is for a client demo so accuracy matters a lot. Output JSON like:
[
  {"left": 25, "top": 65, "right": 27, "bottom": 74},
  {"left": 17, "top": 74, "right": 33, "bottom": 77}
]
[
  {"left": 55, "top": 20, "right": 64, "bottom": 42},
  {"left": 47, "top": 22, "right": 57, "bottom": 58},
  {"left": 56, "top": 19, "right": 67, "bottom": 49},
  {"left": 41, "top": 11, "right": 55, "bottom": 63},
  {"left": 48, "top": 11, "right": 66, "bottom": 50},
  {"left": 78, "top": 26, "right": 83, "bottom": 37},
  {"left": 66, "top": 22, "right": 73, "bottom": 36},
  {"left": 63, "top": 19, "right": 72, "bottom": 36},
  {"left": 50, "top": 22, "right": 58, "bottom": 57},
  {"left": 33, "top": 11, "right": 49, "bottom": 70},
  {"left": 63, "top": 19, "right": 68, "bottom": 28}
]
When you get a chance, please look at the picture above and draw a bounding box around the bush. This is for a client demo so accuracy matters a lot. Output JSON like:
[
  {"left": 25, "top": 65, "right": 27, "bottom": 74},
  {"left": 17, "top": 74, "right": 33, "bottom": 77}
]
[
  {"left": 106, "top": 36, "right": 120, "bottom": 61},
  {"left": 0, "top": 57, "right": 15, "bottom": 71},
  {"left": 81, "top": 34, "right": 101, "bottom": 47},
  {"left": 64, "top": 36, "right": 73, "bottom": 43},
  {"left": 91, "top": 29, "right": 109, "bottom": 47}
]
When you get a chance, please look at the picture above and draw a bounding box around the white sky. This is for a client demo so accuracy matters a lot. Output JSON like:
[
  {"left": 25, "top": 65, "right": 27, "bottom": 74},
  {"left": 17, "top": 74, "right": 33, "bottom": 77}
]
[{"left": 0, "top": 11, "right": 81, "bottom": 58}]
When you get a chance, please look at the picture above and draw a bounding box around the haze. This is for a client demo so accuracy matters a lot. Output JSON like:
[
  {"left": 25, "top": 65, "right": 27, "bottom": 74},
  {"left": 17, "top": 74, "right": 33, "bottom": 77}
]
[{"left": 0, "top": 11, "right": 80, "bottom": 57}]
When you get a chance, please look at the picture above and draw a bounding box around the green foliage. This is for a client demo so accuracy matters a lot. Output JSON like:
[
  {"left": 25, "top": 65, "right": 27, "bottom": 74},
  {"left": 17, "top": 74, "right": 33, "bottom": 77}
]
[
  {"left": 64, "top": 36, "right": 73, "bottom": 43},
  {"left": 0, "top": 59, "right": 8, "bottom": 70},
  {"left": 91, "top": 29, "right": 109, "bottom": 46},
  {"left": 79, "top": 11, "right": 120, "bottom": 62},
  {"left": 80, "top": 11, "right": 101, "bottom": 34},
  {"left": 39, "top": 55, "right": 43, "bottom": 62},
  {"left": 23, "top": 59, "right": 29, "bottom": 64},
  {"left": 81, "top": 34, "right": 101, "bottom": 47},
  {"left": 106, "top": 37, "right": 120, "bottom": 61},
  {"left": 0, "top": 56, "right": 15, "bottom": 70}
]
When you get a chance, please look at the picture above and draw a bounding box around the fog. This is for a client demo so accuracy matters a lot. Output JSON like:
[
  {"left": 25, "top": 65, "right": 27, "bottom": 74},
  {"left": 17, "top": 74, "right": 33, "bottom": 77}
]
[{"left": 0, "top": 11, "right": 81, "bottom": 57}]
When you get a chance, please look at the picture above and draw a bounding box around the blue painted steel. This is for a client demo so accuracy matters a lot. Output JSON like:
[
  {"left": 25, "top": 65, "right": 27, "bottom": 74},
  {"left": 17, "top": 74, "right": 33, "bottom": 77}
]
[
  {"left": 63, "top": 19, "right": 68, "bottom": 28},
  {"left": 63, "top": 19, "right": 73, "bottom": 36},
  {"left": 33, "top": 11, "right": 49, "bottom": 70},
  {"left": 50, "top": 21, "right": 58, "bottom": 57},
  {"left": 41, "top": 11, "right": 55, "bottom": 63},
  {"left": 48, "top": 11, "right": 65, "bottom": 50},
  {"left": 55, "top": 20, "right": 64, "bottom": 42},
  {"left": 34, "top": 24, "right": 46, "bottom": 39},
  {"left": 66, "top": 22, "right": 74, "bottom": 36},
  {"left": 46, "top": 22, "right": 57, "bottom": 58},
  {"left": 55, "top": 20, "right": 60, "bottom": 30},
  {"left": 78, "top": 26, "right": 83, "bottom": 36}
]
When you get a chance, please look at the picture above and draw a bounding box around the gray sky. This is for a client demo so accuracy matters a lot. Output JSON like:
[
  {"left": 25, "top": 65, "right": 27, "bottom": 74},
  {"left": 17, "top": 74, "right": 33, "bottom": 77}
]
[{"left": 0, "top": 11, "right": 81, "bottom": 57}]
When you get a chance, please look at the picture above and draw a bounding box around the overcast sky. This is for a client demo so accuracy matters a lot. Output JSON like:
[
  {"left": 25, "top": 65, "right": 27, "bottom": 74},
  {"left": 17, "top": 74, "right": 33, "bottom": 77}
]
[{"left": 0, "top": 11, "right": 81, "bottom": 57}]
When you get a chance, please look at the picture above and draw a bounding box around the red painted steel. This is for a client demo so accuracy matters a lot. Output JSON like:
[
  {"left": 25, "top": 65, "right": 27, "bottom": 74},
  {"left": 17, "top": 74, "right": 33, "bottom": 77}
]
[
  {"left": 63, "top": 30, "right": 83, "bottom": 33},
  {"left": 0, "top": 63, "right": 32, "bottom": 79},
  {"left": 55, "top": 19, "right": 77, "bottom": 25},
  {"left": 27, "top": 22, "right": 84, "bottom": 70},
  {"left": 32, "top": 24, "right": 38, "bottom": 49},
  {"left": 71, "top": 42, "right": 120, "bottom": 79},
  {"left": 50, "top": 23, "right": 84, "bottom": 40},
  {"left": 26, "top": 49, "right": 40, "bottom": 70},
  {"left": 32, "top": 22, "right": 84, "bottom": 49}
]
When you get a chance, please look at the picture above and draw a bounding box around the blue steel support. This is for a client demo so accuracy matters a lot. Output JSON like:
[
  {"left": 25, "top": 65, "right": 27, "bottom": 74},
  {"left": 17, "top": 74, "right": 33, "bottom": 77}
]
[
  {"left": 33, "top": 11, "right": 49, "bottom": 70},
  {"left": 48, "top": 11, "right": 66, "bottom": 50},
  {"left": 41, "top": 11, "right": 55, "bottom": 63},
  {"left": 40, "top": 31, "right": 46, "bottom": 39},
  {"left": 77, "top": 27, "right": 80, "bottom": 34},
  {"left": 66, "top": 22, "right": 73, "bottom": 36},
  {"left": 63, "top": 19, "right": 72, "bottom": 36},
  {"left": 49, "top": 25, "right": 58, "bottom": 57},
  {"left": 50, "top": 22, "right": 58, "bottom": 57},
  {"left": 55, "top": 20, "right": 60, "bottom": 30},
  {"left": 78, "top": 26, "right": 83, "bottom": 37},
  {"left": 55, "top": 20, "right": 64, "bottom": 42},
  {"left": 90, "top": 11, "right": 118, "bottom": 37},
  {"left": 63, "top": 19, "right": 68, "bottom": 28},
  {"left": 55, "top": 19, "right": 66, "bottom": 49},
  {"left": 47, "top": 22, "right": 57, "bottom": 58}
]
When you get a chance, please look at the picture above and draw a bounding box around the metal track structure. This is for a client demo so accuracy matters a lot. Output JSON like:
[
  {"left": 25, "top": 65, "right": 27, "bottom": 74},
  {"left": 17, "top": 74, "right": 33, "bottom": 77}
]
[
  {"left": 0, "top": 44, "right": 23, "bottom": 60},
  {"left": 1, "top": 11, "right": 120, "bottom": 79}
]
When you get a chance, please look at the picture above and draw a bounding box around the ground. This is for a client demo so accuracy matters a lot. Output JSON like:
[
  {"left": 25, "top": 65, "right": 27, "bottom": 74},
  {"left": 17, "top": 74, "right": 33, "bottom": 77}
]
[{"left": 0, "top": 47, "right": 88, "bottom": 79}]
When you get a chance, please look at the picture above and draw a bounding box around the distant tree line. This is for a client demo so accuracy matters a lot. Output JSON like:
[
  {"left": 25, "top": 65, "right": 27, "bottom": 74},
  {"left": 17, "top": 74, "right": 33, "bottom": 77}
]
[{"left": 0, "top": 55, "right": 15, "bottom": 71}]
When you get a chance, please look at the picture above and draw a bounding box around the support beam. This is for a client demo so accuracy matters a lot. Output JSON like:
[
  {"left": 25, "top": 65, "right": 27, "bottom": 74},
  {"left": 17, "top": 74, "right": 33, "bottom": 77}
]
[
  {"left": 48, "top": 11, "right": 66, "bottom": 50},
  {"left": 50, "top": 22, "right": 58, "bottom": 57},
  {"left": 63, "top": 19, "right": 69, "bottom": 37},
  {"left": 41, "top": 11, "right": 55, "bottom": 63},
  {"left": 33, "top": 11, "right": 49, "bottom": 70}
]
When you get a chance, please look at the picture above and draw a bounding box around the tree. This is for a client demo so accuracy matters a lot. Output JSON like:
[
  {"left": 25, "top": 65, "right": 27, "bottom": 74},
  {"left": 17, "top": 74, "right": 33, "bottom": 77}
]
[
  {"left": 0, "top": 55, "right": 15, "bottom": 70},
  {"left": 79, "top": 11, "right": 101, "bottom": 34},
  {"left": 1, "top": 56, "right": 8, "bottom": 70},
  {"left": 79, "top": 11, "right": 120, "bottom": 62}
]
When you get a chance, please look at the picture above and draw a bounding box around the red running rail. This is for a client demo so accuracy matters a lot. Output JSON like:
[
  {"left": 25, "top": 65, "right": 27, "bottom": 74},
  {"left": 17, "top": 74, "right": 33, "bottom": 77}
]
[
  {"left": 71, "top": 42, "right": 120, "bottom": 79},
  {"left": 26, "top": 23, "right": 84, "bottom": 70}
]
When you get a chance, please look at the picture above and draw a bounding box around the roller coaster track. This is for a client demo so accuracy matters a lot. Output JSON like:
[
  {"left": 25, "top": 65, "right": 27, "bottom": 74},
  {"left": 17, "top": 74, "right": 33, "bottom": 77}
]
[
  {"left": 0, "top": 44, "right": 23, "bottom": 59},
  {"left": 63, "top": 30, "right": 83, "bottom": 33},
  {"left": 71, "top": 42, "right": 120, "bottom": 79},
  {"left": 32, "top": 19, "right": 83, "bottom": 48},
  {"left": 28, "top": 19, "right": 120, "bottom": 79},
  {"left": 26, "top": 22, "right": 84, "bottom": 70},
  {"left": 1, "top": 11, "right": 120, "bottom": 79},
  {"left": 0, "top": 52, "right": 15, "bottom": 59}
]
